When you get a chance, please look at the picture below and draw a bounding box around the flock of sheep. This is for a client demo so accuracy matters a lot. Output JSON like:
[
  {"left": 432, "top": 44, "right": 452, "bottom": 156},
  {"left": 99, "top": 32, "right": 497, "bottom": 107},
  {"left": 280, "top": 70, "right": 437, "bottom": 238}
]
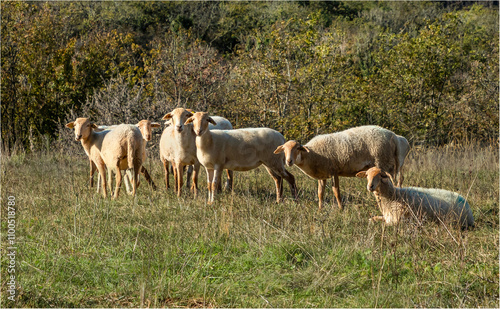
[{"left": 66, "top": 108, "right": 475, "bottom": 230}]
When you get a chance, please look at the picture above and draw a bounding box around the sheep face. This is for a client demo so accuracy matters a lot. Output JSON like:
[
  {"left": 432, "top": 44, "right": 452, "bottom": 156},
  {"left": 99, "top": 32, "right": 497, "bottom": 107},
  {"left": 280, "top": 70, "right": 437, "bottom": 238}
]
[
  {"left": 356, "top": 167, "right": 391, "bottom": 192},
  {"left": 162, "top": 108, "right": 194, "bottom": 133},
  {"left": 136, "top": 120, "right": 161, "bottom": 141},
  {"left": 274, "top": 140, "right": 309, "bottom": 167},
  {"left": 185, "top": 112, "right": 217, "bottom": 137},
  {"left": 66, "top": 118, "right": 97, "bottom": 142}
]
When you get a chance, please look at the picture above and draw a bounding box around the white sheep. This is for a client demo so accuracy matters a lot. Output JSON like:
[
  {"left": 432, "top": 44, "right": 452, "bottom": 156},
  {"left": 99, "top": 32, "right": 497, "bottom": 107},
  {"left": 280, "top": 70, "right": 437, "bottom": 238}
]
[
  {"left": 394, "top": 134, "right": 410, "bottom": 186},
  {"left": 185, "top": 112, "right": 297, "bottom": 204},
  {"left": 159, "top": 108, "right": 233, "bottom": 197},
  {"left": 93, "top": 120, "right": 160, "bottom": 193},
  {"left": 356, "top": 167, "right": 475, "bottom": 229},
  {"left": 66, "top": 118, "right": 144, "bottom": 199},
  {"left": 274, "top": 125, "right": 410, "bottom": 210}
]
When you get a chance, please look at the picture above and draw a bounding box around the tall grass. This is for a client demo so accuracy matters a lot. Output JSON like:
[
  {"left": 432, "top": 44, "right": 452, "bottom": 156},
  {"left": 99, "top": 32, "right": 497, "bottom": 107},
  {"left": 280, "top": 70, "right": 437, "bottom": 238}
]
[{"left": 1, "top": 143, "right": 498, "bottom": 307}]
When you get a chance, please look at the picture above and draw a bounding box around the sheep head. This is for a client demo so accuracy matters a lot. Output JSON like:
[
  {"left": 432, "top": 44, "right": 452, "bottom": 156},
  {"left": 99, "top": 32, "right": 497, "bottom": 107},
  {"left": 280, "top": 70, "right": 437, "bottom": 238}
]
[
  {"left": 162, "top": 108, "right": 194, "bottom": 133},
  {"left": 66, "top": 118, "right": 97, "bottom": 142},
  {"left": 356, "top": 167, "right": 391, "bottom": 192},
  {"left": 136, "top": 120, "right": 161, "bottom": 141},
  {"left": 274, "top": 140, "right": 309, "bottom": 167},
  {"left": 184, "top": 112, "right": 216, "bottom": 137}
]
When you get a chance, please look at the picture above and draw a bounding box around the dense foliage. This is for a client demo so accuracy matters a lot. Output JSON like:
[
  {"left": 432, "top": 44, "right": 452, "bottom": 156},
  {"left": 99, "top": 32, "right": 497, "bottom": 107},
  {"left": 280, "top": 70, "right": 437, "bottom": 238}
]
[{"left": 1, "top": 1, "right": 498, "bottom": 152}]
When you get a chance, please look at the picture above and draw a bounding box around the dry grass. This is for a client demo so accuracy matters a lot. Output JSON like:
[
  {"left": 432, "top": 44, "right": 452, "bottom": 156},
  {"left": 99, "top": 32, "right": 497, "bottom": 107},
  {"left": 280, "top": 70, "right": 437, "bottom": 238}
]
[{"left": 1, "top": 142, "right": 498, "bottom": 307}]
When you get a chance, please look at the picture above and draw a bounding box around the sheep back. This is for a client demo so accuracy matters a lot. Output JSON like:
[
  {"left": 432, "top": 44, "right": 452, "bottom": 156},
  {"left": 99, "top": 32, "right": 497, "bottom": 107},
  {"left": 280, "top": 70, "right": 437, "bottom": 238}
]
[
  {"left": 305, "top": 125, "right": 398, "bottom": 177},
  {"left": 398, "top": 187, "right": 474, "bottom": 228},
  {"left": 210, "top": 116, "right": 233, "bottom": 130},
  {"left": 100, "top": 124, "right": 143, "bottom": 170},
  {"left": 199, "top": 128, "right": 285, "bottom": 171}
]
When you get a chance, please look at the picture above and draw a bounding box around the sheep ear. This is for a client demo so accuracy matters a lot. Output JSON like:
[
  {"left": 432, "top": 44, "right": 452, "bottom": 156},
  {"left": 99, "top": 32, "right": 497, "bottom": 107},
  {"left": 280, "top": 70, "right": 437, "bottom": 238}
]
[
  {"left": 356, "top": 171, "right": 367, "bottom": 178},
  {"left": 90, "top": 123, "right": 98, "bottom": 129},
  {"left": 274, "top": 145, "right": 284, "bottom": 154},
  {"left": 151, "top": 122, "right": 161, "bottom": 129},
  {"left": 186, "top": 109, "right": 194, "bottom": 114},
  {"left": 162, "top": 113, "right": 173, "bottom": 120},
  {"left": 65, "top": 122, "right": 75, "bottom": 129},
  {"left": 184, "top": 117, "right": 194, "bottom": 125},
  {"left": 207, "top": 117, "right": 217, "bottom": 125},
  {"left": 298, "top": 145, "right": 310, "bottom": 153}
]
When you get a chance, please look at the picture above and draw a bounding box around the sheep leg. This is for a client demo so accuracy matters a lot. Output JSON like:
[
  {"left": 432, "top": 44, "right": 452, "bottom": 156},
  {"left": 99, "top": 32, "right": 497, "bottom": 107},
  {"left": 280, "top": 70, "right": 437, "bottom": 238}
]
[
  {"left": 175, "top": 163, "right": 185, "bottom": 197},
  {"left": 132, "top": 159, "right": 141, "bottom": 196},
  {"left": 282, "top": 170, "right": 297, "bottom": 201},
  {"left": 124, "top": 170, "right": 133, "bottom": 195},
  {"left": 318, "top": 179, "right": 326, "bottom": 210},
  {"left": 264, "top": 167, "right": 283, "bottom": 203},
  {"left": 332, "top": 174, "right": 344, "bottom": 211},
  {"left": 186, "top": 165, "right": 193, "bottom": 189},
  {"left": 162, "top": 158, "right": 170, "bottom": 190},
  {"left": 276, "top": 176, "right": 284, "bottom": 203},
  {"left": 171, "top": 162, "right": 179, "bottom": 194},
  {"left": 107, "top": 167, "right": 113, "bottom": 195},
  {"left": 191, "top": 162, "right": 201, "bottom": 197},
  {"left": 140, "top": 166, "right": 156, "bottom": 190},
  {"left": 96, "top": 172, "right": 101, "bottom": 194},
  {"left": 90, "top": 160, "right": 96, "bottom": 188},
  {"left": 211, "top": 168, "right": 222, "bottom": 204},
  {"left": 205, "top": 168, "right": 215, "bottom": 204},
  {"left": 225, "top": 170, "right": 233, "bottom": 191},
  {"left": 113, "top": 165, "right": 122, "bottom": 199},
  {"left": 96, "top": 167, "right": 107, "bottom": 198}
]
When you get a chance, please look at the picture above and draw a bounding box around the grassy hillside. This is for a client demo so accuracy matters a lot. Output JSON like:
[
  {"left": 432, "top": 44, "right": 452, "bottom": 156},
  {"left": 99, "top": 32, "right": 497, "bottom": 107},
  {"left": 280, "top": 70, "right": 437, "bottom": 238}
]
[{"left": 1, "top": 143, "right": 498, "bottom": 307}]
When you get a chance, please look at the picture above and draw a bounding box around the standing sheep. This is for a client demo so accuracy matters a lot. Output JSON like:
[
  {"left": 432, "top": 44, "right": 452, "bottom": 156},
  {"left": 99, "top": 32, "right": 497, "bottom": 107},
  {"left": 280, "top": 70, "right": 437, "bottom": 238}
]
[
  {"left": 66, "top": 118, "right": 144, "bottom": 199},
  {"left": 356, "top": 167, "right": 475, "bottom": 229},
  {"left": 94, "top": 120, "right": 161, "bottom": 192},
  {"left": 185, "top": 112, "right": 297, "bottom": 204},
  {"left": 274, "top": 125, "right": 409, "bottom": 210},
  {"left": 159, "top": 108, "right": 233, "bottom": 197}
]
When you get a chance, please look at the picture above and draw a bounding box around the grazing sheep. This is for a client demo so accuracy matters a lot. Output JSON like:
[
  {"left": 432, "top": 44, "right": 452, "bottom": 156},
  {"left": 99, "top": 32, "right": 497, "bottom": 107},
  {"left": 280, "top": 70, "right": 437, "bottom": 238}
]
[
  {"left": 274, "top": 125, "right": 409, "bottom": 210},
  {"left": 356, "top": 167, "right": 475, "bottom": 229},
  {"left": 93, "top": 120, "right": 161, "bottom": 193},
  {"left": 185, "top": 112, "right": 297, "bottom": 204},
  {"left": 159, "top": 108, "right": 233, "bottom": 196},
  {"left": 66, "top": 118, "right": 143, "bottom": 199}
]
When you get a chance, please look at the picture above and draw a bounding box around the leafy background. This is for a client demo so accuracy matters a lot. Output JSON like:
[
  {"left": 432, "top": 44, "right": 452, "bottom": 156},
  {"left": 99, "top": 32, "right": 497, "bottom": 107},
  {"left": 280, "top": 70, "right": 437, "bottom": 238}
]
[{"left": 2, "top": 1, "right": 498, "bottom": 153}]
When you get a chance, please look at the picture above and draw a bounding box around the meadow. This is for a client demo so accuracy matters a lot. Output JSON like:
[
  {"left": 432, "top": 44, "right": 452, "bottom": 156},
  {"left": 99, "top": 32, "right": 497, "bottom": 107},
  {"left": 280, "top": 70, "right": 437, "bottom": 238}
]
[{"left": 1, "top": 142, "right": 498, "bottom": 308}]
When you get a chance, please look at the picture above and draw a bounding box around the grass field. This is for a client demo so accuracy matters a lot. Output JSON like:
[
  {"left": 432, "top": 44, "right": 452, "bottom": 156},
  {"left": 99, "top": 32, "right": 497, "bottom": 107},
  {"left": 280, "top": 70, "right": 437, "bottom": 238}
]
[{"left": 1, "top": 143, "right": 498, "bottom": 308}]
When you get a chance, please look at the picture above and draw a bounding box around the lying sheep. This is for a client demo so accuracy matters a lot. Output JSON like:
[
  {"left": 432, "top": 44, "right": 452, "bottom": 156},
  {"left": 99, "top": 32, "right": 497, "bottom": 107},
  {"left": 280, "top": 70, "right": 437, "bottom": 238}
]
[
  {"left": 94, "top": 120, "right": 160, "bottom": 193},
  {"left": 186, "top": 112, "right": 297, "bottom": 204},
  {"left": 66, "top": 118, "right": 143, "bottom": 199},
  {"left": 159, "top": 108, "right": 233, "bottom": 197},
  {"left": 356, "top": 167, "right": 475, "bottom": 229},
  {"left": 274, "top": 125, "right": 409, "bottom": 210}
]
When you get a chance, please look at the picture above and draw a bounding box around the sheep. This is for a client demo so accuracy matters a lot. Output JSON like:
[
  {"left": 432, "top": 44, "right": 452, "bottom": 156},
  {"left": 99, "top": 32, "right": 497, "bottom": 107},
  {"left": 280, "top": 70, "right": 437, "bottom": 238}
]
[
  {"left": 159, "top": 108, "right": 233, "bottom": 197},
  {"left": 274, "top": 125, "right": 410, "bottom": 210},
  {"left": 356, "top": 167, "right": 475, "bottom": 229},
  {"left": 93, "top": 120, "right": 160, "bottom": 193},
  {"left": 185, "top": 112, "right": 297, "bottom": 204},
  {"left": 394, "top": 134, "right": 410, "bottom": 187},
  {"left": 66, "top": 118, "right": 144, "bottom": 199}
]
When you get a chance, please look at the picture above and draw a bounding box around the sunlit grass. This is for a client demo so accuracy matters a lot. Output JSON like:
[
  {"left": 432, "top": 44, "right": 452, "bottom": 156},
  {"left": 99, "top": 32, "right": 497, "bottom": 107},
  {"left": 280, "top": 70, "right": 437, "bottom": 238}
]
[{"left": 1, "top": 143, "right": 498, "bottom": 307}]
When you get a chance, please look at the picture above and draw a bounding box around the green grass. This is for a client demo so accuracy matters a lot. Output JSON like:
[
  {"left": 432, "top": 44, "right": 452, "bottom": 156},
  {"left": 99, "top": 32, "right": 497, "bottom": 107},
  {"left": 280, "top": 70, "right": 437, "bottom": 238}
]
[{"left": 1, "top": 144, "right": 498, "bottom": 307}]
